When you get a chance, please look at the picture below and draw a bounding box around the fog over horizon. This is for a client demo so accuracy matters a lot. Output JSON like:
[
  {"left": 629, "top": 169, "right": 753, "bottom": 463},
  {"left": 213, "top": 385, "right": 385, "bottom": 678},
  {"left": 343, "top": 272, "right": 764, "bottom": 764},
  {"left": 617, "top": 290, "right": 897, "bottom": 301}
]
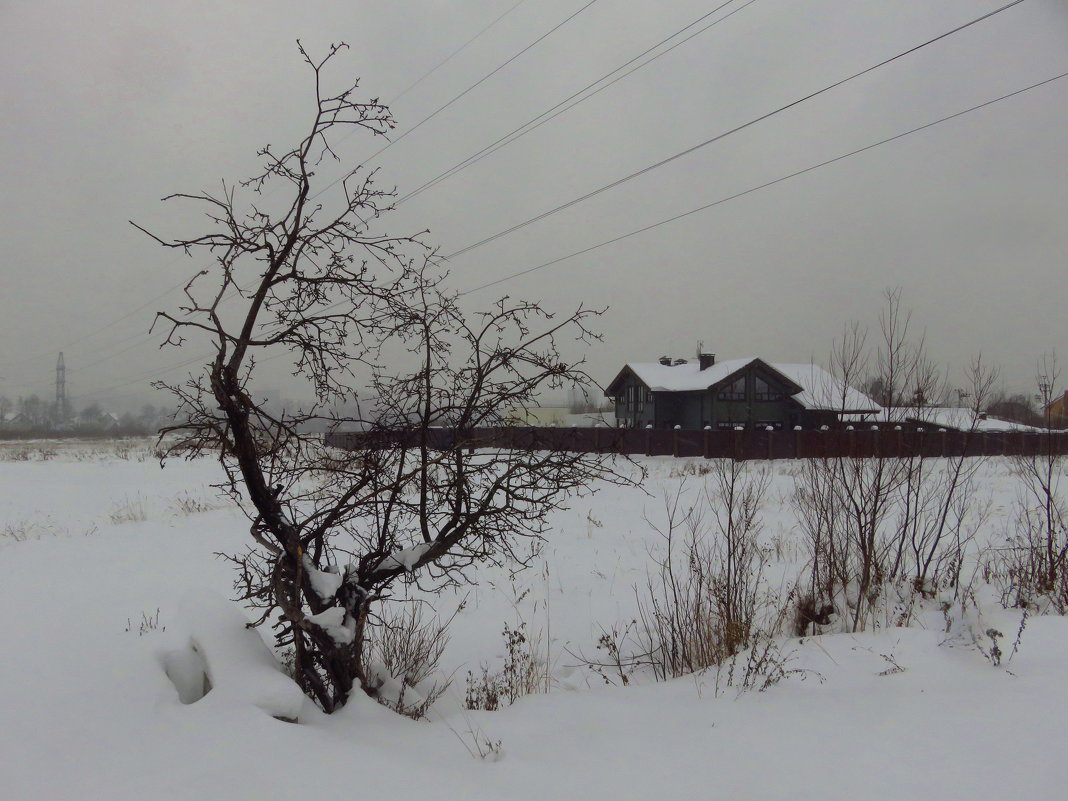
[{"left": 2, "top": 0, "right": 1066, "bottom": 414}]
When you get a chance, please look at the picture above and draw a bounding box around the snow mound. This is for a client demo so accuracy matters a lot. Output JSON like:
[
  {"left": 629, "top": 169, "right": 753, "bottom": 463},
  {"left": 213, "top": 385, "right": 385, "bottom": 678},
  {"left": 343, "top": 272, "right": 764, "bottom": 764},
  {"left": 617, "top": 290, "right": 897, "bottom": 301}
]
[{"left": 168, "top": 592, "right": 305, "bottom": 722}]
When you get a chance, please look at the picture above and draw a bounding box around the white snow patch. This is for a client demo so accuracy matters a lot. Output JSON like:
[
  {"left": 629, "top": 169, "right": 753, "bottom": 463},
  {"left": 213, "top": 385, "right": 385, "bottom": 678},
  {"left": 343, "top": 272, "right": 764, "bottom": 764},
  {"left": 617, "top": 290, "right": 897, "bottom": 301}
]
[
  {"left": 376, "top": 541, "right": 432, "bottom": 572},
  {"left": 2, "top": 448, "right": 1068, "bottom": 799},
  {"left": 305, "top": 606, "right": 356, "bottom": 645},
  {"left": 303, "top": 555, "right": 344, "bottom": 601},
  {"left": 175, "top": 591, "right": 305, "bottom": 721}
]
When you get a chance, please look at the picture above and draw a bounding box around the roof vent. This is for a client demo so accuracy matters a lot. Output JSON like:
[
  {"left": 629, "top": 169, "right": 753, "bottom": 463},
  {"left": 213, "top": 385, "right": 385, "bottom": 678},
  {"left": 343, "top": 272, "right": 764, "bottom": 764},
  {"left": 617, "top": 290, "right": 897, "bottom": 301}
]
[
  {"left": 673, "top": 358, "right": 688, "bottom": 366},
  {"left": 659, "top": 356, "right": 672, "bottom": 366}
]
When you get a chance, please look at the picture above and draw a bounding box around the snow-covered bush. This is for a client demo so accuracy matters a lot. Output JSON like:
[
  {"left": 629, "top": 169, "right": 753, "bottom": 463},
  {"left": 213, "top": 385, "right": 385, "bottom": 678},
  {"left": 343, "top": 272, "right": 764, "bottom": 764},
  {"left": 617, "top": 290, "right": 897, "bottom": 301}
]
[
  {"left": 632, "top": 462, "right": 776, "bottom": 680},
  {"left": 364, "top": 602, "right": 453, "bottom": 719},
  {"left": 465, "top": 622, "right": 545, "bottom": 711}
]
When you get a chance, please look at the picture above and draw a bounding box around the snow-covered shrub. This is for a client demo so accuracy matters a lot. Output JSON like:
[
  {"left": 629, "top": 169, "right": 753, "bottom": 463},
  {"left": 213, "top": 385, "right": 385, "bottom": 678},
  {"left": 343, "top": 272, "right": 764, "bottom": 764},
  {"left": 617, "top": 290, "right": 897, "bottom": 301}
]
[
  {"left": 993, "top": 454, "right": 1068, "bottom": 613},
  {"left": 792, "top": 453, "right": 986, "bottom": 633},
  {"left": 364, "top": 602, "right": 452, "bottom": 719},
  {"left": 633, "top": 463, "right": 775, "bottom": 681},
  {"left": 465, "top": 622, "right": 545, "bottom": 710}
]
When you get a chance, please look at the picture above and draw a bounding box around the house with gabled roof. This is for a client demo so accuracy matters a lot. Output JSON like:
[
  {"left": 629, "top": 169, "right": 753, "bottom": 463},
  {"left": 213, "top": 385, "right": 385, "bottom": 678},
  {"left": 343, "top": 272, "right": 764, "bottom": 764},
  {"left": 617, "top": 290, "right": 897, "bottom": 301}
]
[{"left": 605, "top": 353, "right": 880, "bottom": 430}]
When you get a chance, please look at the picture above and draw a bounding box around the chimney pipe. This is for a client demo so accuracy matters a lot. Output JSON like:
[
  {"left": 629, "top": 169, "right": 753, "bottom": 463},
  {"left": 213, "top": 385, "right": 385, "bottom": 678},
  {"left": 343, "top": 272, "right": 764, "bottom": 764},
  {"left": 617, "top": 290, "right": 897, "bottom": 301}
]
[{"left": 699, "top": 352, "right": 716, "bottom": 370}]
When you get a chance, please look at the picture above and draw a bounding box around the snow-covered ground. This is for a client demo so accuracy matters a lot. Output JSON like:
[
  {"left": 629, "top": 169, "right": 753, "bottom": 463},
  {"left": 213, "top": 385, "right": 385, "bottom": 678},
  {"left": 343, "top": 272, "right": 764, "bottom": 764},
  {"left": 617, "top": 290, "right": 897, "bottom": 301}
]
[{"left": 1, "top": 440, "right": 1065, "bottom": 800}]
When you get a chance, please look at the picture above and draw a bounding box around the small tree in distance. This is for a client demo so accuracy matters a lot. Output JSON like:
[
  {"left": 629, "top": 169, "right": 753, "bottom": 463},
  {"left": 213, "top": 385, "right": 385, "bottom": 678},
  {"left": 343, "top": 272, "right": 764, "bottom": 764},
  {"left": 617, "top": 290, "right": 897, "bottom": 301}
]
[{"left": 134, "top": 42, "right": 632, "bottom": 713}]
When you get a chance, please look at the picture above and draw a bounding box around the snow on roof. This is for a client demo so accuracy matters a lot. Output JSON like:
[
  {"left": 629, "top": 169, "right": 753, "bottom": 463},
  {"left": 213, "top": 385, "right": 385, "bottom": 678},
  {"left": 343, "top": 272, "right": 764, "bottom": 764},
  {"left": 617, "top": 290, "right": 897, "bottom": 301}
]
[
  {"left": 842, "top": 406, "right": 1044, "bottom": 431},
  {"left": 624, "top": 357, "right": 763, "bottom": 393},
  {"left": 907, "top": 407, "right": 1044, "bottom": 432},
  {"left": 621, "top": 358, "right": 880, "bottom": 413},
  {"left": 772, "top": 363, "right": 881, "bottom": 413}
]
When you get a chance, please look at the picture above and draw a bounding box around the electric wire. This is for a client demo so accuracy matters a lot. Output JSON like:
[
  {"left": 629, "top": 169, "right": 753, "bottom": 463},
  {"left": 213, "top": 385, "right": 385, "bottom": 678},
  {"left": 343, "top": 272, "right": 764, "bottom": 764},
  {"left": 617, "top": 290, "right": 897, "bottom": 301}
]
[
  {"left": 397, "top": 0, "right": 756, "bottom": 206},
  {"left": 0, "top": 276, "right": 192, "bottom": 372},
  {"left": 390, "top": 0, "right": 530, "bottom": 104},
  {"left": 444, "top": 0, "right": 1026, "bottom": 261},
  {"left": 308, "top": 0, "right": 604, "bottom": 203},
  {"left": 459, "top": 69, "right": 1068, "bottom": 294}
]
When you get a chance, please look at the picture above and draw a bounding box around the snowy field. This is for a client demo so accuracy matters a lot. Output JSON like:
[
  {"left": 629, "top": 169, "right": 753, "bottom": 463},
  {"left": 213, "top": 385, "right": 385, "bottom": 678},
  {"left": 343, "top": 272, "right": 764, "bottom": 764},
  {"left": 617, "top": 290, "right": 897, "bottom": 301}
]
[{"left": 2, "top": 439, "right": 1066, "bottom": 800}]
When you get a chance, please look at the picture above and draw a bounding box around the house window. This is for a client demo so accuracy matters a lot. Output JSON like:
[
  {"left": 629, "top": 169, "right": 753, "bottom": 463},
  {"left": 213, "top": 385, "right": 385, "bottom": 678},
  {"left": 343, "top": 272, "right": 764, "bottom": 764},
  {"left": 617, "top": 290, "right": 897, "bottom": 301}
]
[
  {"left": 717, "top": 421, "right": 745, "bottom": 430},
  {"left": 717, "top": 376, "right": 745, "bottom": 401},
  {"left": 754, "top": 376, "right": 784, "bottom": 402},
  {"left": 755, "top": 420, "right": 784, "bottom": 430}
]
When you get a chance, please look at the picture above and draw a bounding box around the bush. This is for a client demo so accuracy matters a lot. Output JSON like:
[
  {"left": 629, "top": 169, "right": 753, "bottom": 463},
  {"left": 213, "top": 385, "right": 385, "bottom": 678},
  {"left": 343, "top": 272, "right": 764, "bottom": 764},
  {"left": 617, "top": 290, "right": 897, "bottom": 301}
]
[
  {"left": 364, "top": 602, "right": 453, "bottom": 719},
  {"left": 464, "top": 622, "right": 544, "bottom": 711},
  {"left": 633, "top": 463, "right": 772, "bottom": 680}
]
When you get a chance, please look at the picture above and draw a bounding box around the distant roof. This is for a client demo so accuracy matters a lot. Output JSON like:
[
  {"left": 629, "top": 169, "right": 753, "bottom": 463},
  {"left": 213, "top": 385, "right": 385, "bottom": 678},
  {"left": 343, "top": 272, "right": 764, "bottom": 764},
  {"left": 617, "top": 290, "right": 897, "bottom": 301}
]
[
  {"left": 612, "top": 358, "right": 880, "bottom": 413},
  {"left": 906, "top": 407, "right": 1044, "bottom": 432},
  {"left": 841, "top": 406, "right": 1045, "bottom": 431}
]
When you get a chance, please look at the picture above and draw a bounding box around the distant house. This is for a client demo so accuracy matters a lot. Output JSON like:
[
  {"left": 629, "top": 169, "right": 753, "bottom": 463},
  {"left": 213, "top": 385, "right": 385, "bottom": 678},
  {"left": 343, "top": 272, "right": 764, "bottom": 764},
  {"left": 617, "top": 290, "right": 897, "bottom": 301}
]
[
  {"left": 605, "top": 354, "right": 880, "bottom": 430},
  {"left": 1045, "top": 391, "right": 1068, "bottom": 429},
  {"left": 505, "top": 406, "right": 572, "bottom": 427},
  {"left": 505, "top": 406, "right": 616, "bottom": 428},
  {"left": 0, "top": 413, "right": 37, "bottom": 433}
]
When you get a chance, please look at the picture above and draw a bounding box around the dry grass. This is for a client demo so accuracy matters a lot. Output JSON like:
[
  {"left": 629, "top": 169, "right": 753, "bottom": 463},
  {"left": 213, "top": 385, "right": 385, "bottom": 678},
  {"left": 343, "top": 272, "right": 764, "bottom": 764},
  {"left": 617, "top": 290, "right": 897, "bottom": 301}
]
[
  {"left": 109, "top": 496, "right": 148, "bottom": 525},
  {"left": 464, "top": 622, "right": 545, "bottom": 711}
]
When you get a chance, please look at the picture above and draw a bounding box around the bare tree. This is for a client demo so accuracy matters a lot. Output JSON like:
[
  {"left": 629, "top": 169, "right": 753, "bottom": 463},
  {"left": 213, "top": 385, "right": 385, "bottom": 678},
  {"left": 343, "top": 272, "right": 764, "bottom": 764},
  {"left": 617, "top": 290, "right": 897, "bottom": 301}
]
[
  {"left": 797, "top": 290, "right": 961, "bottom": 632},
  {"left": 135, "top": 42, "right": 631, "bottom": 713},
  {"left": 1003, "top": 354, "right": 1067, "bottom": 609}
]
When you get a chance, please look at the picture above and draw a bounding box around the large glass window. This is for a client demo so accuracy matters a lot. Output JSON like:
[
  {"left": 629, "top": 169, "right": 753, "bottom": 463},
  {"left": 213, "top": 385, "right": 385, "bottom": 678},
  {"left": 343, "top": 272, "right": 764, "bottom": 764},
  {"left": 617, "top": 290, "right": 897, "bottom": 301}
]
[
  {"left": 754, "top": 376, "right": 784, "bottom": 402},
  {"left": 717, "top": 376, "right": 746, "bottom": 401}
]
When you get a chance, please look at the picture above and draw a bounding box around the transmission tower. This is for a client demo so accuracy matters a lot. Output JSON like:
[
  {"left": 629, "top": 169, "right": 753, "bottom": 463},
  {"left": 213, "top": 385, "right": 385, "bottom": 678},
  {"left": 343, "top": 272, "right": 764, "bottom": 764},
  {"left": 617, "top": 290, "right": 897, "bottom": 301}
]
[{"left": 56, "top": 352, "right": 67, "bottom": 423}]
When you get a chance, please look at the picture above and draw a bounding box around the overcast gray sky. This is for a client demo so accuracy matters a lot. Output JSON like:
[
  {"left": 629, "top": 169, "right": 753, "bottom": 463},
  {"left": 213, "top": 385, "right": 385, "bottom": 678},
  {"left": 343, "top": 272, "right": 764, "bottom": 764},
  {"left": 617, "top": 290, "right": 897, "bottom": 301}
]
[{"left": 2, "top": 0, "right": 1066, "bottom": 410}]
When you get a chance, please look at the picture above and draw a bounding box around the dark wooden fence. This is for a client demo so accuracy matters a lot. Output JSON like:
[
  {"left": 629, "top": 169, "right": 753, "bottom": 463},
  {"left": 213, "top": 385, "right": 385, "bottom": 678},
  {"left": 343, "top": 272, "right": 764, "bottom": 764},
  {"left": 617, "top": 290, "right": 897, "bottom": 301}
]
[{"left": 326, "top": 427, "right": 1068, "bottom": 460}]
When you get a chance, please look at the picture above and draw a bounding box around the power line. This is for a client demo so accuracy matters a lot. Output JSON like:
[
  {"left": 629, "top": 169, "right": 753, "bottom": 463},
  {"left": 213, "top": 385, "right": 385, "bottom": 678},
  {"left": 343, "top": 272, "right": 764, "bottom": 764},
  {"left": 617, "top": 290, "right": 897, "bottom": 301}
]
[
  {"left": 309, "top": 0, "right": 604, "bottom": 203},
  {"left": 398, "top": 0, "right": 757, "bottom": 206},
  {"left": 444, "top": 0, "right": 1027, "bottom": 261},
  {"left": 391, "top": 0, "right": 530, "bottom": 104},
  {"left": 459, "top": 68, "right": 1068, "bottom": 295}
]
